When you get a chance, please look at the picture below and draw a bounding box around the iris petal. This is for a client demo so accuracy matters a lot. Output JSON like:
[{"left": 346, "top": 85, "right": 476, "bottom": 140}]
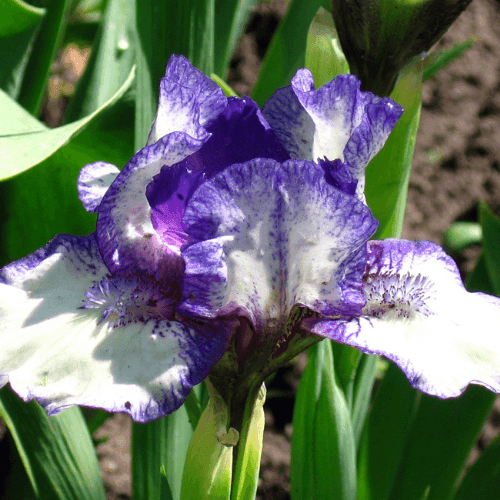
[
  {"left": 97, "top": 132, "right": 204, "bottom": 276},
  {"left": 307, "top": 239, "right": 500, "bottom": 398},
  {"left": 147, "top": 55, "right": 227, "bottom": 145},
  {"left": 180, "top": 159, "right": 378, "bottom": 336},
  {"left": 262, "top": 70, "right": 403, "bottom": 199},
  {"left": 77, "top": 161, "right": 120, "bottom": 213},
  {"left": 0, "top": 234, "right": 232, "bottom": 422}
]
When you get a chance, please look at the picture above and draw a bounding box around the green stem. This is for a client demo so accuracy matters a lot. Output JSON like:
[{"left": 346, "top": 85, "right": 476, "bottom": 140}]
[{"left": 230, "top": 383, "right": 266, "bottom": 500}]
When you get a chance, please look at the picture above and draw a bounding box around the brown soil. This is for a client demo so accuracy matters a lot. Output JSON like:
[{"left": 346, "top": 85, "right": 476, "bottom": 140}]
[{"left": 2, "top": 1, "right": 500, "bottom": 499}]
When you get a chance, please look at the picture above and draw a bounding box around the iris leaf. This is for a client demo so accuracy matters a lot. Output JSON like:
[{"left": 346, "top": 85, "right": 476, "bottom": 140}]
[
  {"left": 291, "top": 341, "right": 356, "bottom": 500},
  {"left": 0, "top": 386, "right": 105, "bottom": 500},
  {"left": 366, "top": 59, "right": 423, "bottom": 239},
  {"left": 65, "top": 0, "right": 136, "bottom": 121},
  {"left": 453, "top": 433, "right": 500, "bottom": 500},
  {"left": 479, "top": 201, "right": 500, "bottom": 297},
  {"left": 213, "top": 0, "right": 257, "bottom": 79},
  {"left": 356, "top": 363, "right": 421, "bottom": 500},
  {"left": 422, "top": 39, "right": 474, "bottom": 82},
  {"left": 388, "top": 386, "right": 495, "bottom": 500},
  {"left": 17, "top": 0, "right": 74, "bottom": 116},
  {"left": 0, "top": 0, "right": 45, "bottom": 100},
  {"left": 0, "top": 65, "right": 135, "bottom": 181},
  {"left": 251, "top": 0, "right": 324, "bottom": 107},
  {"left": 132, "top": 406, "right": 194, "bottom": 500}
]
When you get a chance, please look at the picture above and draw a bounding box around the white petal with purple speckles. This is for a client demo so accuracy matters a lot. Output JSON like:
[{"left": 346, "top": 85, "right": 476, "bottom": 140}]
[
  {"left": 0, "top": 234, "right": 232, "bottom": 422},
  {"left": 97, "top": 132, "right": 204, "bottom": 276},
  {"left": 308, "top": 239, "right": 500, "bottom": 398},
  {"left": 147, "top": 55, "right": 227, "bottom": 145},
  {"left": 78, "top": 161, "right": 120, "bottom": 213},
  {"left": 180, "top": 159, "right": 377, "bottom": 335},
  {"left": 262, "top": 70, "right": 402, "bottom": 198}
]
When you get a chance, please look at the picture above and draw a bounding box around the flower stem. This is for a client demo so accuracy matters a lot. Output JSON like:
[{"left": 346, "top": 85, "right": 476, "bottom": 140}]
[{"left": 230, "top": 382, "right": 266, "bottom": 500}]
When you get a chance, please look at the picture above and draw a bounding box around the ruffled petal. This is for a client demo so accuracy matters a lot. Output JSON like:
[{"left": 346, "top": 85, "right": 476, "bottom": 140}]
[
  {"left": 147, "top": 55, "right": 227, "bottom": 145},
  {"left": 146, "top": 96, "right": 289, "bottom": 249},
  {"left": 0, "top": 234, "right": 232, "bottom": 422},
  {"left": 97, "top": 132, "right": 204, "bottom": 276},
  {"left": 262, "top": 70, "right": 402, "bottom": 197},
  {"left": 180, "top": 159, "right": 377, "bottom": 336},
  {"left": 307, "top": 239, "right": 500, "bottom": 398},
  {"left": 78, "top": 161, "right": 120, "bottom": 213}
]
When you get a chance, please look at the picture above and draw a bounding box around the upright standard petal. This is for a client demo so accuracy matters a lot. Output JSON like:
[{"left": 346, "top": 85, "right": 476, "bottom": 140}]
[
  {"left": 308, "top": 239, "right": 500, "bottom": 398},
  {"left": 180, "top": 159, "right": 378, "bottom": 339},
  {"left": 0, "top": 234, "right": 232, "bottom": 422},
  {"left": 147, "top": 54, "right": 227, "bottom": 145},
  {"left": 262, "top": 69, "right": 403, "bottom": 197}
]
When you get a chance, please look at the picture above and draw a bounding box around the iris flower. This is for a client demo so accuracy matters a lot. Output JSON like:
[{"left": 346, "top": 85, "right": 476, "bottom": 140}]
[{"left": 1, "top": 56, "right": 500, "bottom": 424}]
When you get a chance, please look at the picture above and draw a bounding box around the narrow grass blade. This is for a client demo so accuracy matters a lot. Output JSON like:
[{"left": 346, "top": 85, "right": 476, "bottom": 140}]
[{"left": 423, "top": 39, "right": 474, "bottom": 82}]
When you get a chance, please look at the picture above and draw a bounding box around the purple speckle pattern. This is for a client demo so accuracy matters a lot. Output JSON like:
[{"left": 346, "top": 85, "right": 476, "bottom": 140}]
[
  {"left": 147, "top": 55, "right": 227, "bottom": 145},
  {"left": 263, "top": 70, "right": 403, "bottom": 198},
  {"left": 77, "top": 161, "right": 120, "bottom": 213},
  {"left": 0, "top": 233, "right": 233, "bottom": 422},
  {"left": 306, "top": 239, "right": 500, "bottom": 398},
  {"left": 180, "top": 158, "right": 377, "bottom": 336}
]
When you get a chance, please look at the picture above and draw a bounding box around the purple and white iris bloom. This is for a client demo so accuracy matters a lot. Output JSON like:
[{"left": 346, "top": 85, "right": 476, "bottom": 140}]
[{"left": 1, "top": 56, "right": 500, "bottom": 424}]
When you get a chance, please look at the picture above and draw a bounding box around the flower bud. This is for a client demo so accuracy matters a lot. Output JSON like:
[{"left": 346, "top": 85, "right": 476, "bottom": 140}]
[{"left": 330, "top": 0, "right": 472, "bottom": 96}]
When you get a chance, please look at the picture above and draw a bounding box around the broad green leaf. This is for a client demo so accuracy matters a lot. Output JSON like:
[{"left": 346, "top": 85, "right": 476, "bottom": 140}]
[
  {"left": 442, "top": 221, "right": 482, "bottom": 253},
  {"left": 388, "top": 386, "right": 495, "bottom": 500},
  {"left": 291, "top": 341, "right": 356, "bottom": 500},
  {"left": 66, "top": 0, "right": 136, "bottom": 121},
  {"left": 213, "top": 0, "right": 257, "bottom": 79},
  {"left": 0, "top": 65, "right": 135, "bottom": 180},
  {"left": 18, "top": 0, "right": 73, "bottom": 116},
  {"left": 366, "top": 59, "right": 423, "bottom": 239},
  {"left": 479, "top": 201, "right": 500, "bottom": 297},
  {"left": 0, "top": 1, "right": 45, "bottom": 99},
  {"left": 356, "top": 363, "right": 420, "bottom": 500},
  {"left": 252, "top": 0, "right": 324, "bottom": 107},
  {"left": 0, "top": 385, "right": 105, "bottom": 500},
  {"left": 453, "top": 433, "right": 500, "bottom": 500},
  {"left": 423, "top": 39, "right": 474, "bottom": 82},
  {"left": 305, "top": 6, "right": 349, "bottom": 89},
  {"left": 0, "top": 0, "right": 45, "bottom": 37}
]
